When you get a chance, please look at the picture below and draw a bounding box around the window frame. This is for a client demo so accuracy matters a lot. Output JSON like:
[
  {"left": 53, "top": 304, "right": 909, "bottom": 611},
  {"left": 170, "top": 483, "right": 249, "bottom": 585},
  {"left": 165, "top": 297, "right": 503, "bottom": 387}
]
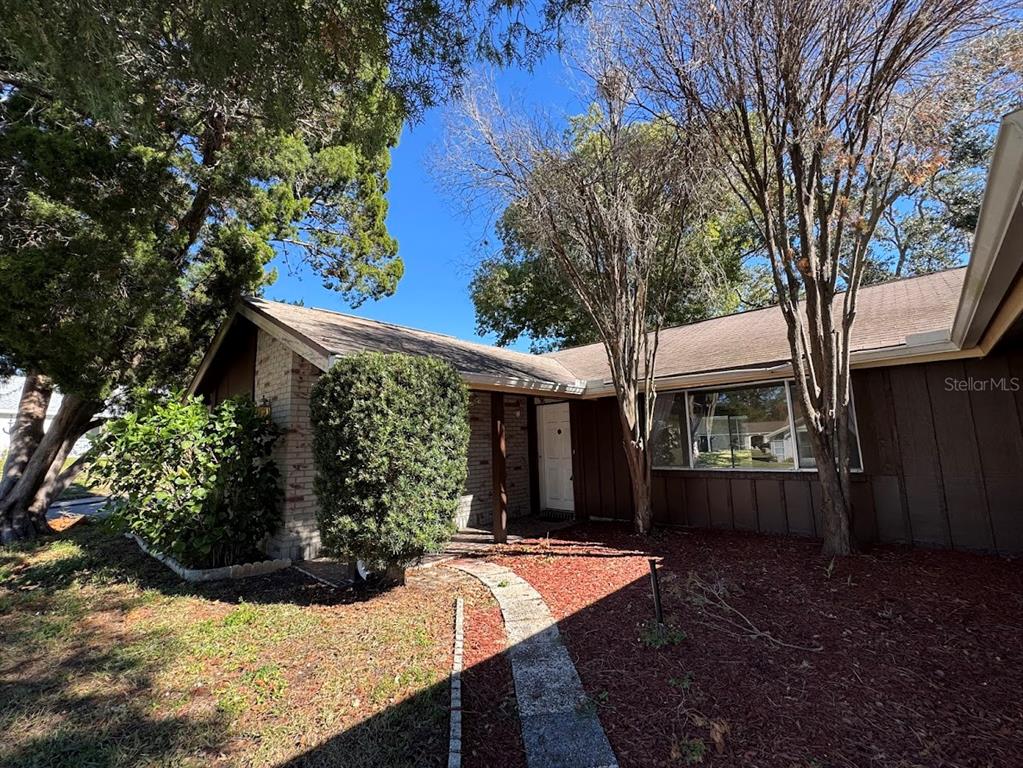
[{"left": 650, "top": 377, "right": 864, "bottom": 473}]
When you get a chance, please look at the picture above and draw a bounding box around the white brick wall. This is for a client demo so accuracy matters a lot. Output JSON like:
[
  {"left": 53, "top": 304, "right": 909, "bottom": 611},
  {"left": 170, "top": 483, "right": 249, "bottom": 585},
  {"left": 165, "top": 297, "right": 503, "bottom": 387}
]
[{"left": 255, "top": 332, "right": 323, "bottom": 560}]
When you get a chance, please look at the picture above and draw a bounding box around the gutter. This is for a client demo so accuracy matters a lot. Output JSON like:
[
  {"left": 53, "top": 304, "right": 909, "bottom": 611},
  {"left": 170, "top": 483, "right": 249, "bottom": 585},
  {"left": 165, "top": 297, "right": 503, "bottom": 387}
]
[
  {"left": 459, "top": 372, "right": 587, "bottom": 397},
  {"left": 578, "top": 362, "right": 795, "bottom": 398},
  {"left": 571, "top": 331, "right": 985, "bottom": 398},
  {"left": 323, "top": 358, "right": 591, "bottom": 397},
  {"left": 951, "top": 108, "right": 1023, "bottom": 350}
]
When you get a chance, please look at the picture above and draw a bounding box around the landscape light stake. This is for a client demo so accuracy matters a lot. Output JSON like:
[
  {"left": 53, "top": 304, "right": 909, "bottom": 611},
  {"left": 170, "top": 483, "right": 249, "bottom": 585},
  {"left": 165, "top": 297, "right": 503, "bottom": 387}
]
[{"left": 648, "top": 558, "right": 664, "bottom": 625}]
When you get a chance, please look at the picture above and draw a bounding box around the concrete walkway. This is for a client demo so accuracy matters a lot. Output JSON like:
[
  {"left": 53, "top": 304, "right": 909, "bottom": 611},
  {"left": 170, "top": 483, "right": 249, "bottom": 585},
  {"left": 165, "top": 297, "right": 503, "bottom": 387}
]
[
  {"left": 450, "top": 560, "right": 618, "bottom": 768},
  {"left": 417, "top": 517, "right": 577, "bottom": 568}
]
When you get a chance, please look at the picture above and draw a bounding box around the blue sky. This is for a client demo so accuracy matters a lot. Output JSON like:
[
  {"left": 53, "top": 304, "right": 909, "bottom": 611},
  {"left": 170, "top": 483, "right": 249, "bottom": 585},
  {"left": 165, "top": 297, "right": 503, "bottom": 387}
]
[{"left": 265, "top": 54, "right": 586, "bottom": 352}]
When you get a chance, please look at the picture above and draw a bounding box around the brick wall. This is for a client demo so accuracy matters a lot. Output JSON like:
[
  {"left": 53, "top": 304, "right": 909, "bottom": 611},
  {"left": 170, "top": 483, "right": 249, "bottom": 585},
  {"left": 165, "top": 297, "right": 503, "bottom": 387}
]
[
  {"left": 504, "top": 395, "right": 531, "bottom": 520},
  {"left": 253, "top": 334, "right": 535, "bottom": 549},
  {"left": 456, "top": 392, "right": 492, "bottom": 528},
  {"left": 254, "top": 332, "right": 322, "bottom": 560},
  {"left": 455, "top": 391, "right": 533, "bottom": 529}
]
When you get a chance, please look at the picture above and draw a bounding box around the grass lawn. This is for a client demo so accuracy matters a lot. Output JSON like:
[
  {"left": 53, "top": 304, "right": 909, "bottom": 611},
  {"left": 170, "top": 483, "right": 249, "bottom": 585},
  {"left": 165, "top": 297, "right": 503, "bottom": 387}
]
[
  {"left": 694, "top": 448, "right": 793, "bottom": 470},
  {"left": 0, "top": 523, "right": 491, "bottom": 768},
  {"left": 491, "top": 524, "right": 1023, "bottom": 768}
]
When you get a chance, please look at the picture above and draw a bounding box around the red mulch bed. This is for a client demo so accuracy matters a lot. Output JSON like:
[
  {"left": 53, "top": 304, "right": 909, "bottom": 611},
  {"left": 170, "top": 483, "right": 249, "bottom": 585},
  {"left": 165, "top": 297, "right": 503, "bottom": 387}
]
[
  {"left": 491, "top": 524, "right": 1023, "bottom": 768},
  {"left": 461, "top": 601, "right": 527, "bottom": 768}
]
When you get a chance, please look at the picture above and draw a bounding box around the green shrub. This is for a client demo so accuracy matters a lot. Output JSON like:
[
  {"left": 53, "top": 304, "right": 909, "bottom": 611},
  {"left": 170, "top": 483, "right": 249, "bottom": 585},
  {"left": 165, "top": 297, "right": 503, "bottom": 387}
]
[
  {"left": 310, "top": 352, "right": 469, "bottom": 570},
  {"left": 92, "top": 395, "right": 282, "bottom": 568}
]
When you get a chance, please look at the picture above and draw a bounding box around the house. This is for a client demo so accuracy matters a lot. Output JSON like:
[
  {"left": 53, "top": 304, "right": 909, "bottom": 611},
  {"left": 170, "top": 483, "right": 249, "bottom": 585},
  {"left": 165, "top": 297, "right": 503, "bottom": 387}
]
[{"left": 189, "top": 108, "right": 1023, "bottom": 559}]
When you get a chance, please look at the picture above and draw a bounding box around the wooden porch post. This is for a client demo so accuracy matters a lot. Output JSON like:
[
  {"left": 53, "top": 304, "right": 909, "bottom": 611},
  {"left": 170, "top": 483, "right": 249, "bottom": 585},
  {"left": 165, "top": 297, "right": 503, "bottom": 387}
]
[
  {"left": 491, "top": 391, "right": 508, "bottom": 544},
  {"left": 526, "top": 396, "right": 540, "bottom": 516}
]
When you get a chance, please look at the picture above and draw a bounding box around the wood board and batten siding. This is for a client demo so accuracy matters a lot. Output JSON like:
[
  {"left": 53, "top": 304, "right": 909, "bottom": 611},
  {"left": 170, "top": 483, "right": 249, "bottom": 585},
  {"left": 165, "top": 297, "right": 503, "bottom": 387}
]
[
  {"left": 568, "top": 339, "right": 1023, "bottom": 555},
  {"left": 195, "top": 317, "right": 258, "bottom": 405}
]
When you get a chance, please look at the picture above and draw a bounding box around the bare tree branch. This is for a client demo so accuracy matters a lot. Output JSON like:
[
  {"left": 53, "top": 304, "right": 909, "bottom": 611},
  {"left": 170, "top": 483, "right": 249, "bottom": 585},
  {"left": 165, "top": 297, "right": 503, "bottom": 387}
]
[
  {"left": 439, "top": 55, "right": 719, "bottom": 532},
  {"left": 620, "top": 0, "right": 1004, "bottom": 554}
]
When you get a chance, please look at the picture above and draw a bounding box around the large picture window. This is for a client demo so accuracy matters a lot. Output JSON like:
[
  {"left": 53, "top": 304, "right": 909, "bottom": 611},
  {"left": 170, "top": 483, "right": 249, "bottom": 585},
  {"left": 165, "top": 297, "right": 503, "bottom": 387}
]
[
  {"left": 688, "top": 384, "right": 795, "bottom": 469},
  {"left": 649, "top": 379, "right": 863, "bottom": 472}
]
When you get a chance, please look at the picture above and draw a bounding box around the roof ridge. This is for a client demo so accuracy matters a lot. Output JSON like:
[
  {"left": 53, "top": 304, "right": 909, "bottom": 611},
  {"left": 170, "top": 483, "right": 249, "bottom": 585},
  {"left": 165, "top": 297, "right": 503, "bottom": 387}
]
[{"left": 545, "top": 265, "right": 968, "bottom": 359}]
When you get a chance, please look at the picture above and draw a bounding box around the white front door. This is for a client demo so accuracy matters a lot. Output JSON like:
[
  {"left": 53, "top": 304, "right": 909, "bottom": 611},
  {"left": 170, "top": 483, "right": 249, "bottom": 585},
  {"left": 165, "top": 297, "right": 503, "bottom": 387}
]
[{"left": 539, "top": 402, "right": 574, "bottom": 511}]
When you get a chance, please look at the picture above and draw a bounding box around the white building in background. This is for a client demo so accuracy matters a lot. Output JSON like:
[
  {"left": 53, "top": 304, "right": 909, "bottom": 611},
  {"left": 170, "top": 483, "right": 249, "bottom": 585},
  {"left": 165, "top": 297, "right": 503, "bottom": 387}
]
[{"left": 0, "top": 376, "right": 98, "bottom": 458}]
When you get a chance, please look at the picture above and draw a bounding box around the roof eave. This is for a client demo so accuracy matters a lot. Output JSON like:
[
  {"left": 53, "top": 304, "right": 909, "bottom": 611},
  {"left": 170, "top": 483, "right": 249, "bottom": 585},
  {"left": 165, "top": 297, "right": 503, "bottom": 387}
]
[
  {"left": 573, "top": 336, "right": 984, "bottom": 396},
  {"left": 952, "top": 108, "right": 1023, "bottom": 350},
  {"left": 459, "top": 372, "right": 588, "bottom": 396}
]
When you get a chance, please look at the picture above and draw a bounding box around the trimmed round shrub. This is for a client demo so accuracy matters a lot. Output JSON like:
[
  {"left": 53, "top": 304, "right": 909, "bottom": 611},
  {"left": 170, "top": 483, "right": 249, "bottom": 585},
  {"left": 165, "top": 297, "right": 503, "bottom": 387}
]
[
  {"left": 93, "top": 395, "right": 282, "bottom": 568},
  {"left": 310, "top": 352, "right": 469, "bottom": 570}
]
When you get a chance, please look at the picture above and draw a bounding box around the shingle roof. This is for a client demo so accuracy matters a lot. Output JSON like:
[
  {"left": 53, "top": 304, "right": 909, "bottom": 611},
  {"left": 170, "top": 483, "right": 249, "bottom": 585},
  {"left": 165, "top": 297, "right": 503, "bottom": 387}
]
[
  {"left": 545, "top": 267, "right": 967, "bottom": 384},
  {"left": 245, "top": 298, "right": 582, "bottom": 386},
  {"left": 244, "top": 268, "right": 966, "bottom": 392}
]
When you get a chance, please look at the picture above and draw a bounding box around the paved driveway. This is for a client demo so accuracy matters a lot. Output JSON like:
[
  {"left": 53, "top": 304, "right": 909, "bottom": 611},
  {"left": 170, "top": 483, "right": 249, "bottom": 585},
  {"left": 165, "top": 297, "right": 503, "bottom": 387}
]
[{"left": 46, "top": 495, "right": 110, "bottom": 521}]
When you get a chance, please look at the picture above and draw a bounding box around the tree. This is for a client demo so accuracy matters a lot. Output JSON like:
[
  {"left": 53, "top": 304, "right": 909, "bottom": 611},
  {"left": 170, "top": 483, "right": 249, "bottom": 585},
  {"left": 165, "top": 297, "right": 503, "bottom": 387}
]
[
  {"left": 444, "top": 64, "right": 718, "bottom": 533},
  {"left": 0, "top": 0, "right": 588, "bottom": 542},
  {"left": 866, "top": 28, "right": 1023, "bottom": 280},
  {"left": 471, "top": 196, "right": 764, "bottom": 351},
  {"left": 624, "top": 0, "right": 1002, "bottom": 554},
  {"left": 0, "top": 95, "right": 202, "bottom": 540}
]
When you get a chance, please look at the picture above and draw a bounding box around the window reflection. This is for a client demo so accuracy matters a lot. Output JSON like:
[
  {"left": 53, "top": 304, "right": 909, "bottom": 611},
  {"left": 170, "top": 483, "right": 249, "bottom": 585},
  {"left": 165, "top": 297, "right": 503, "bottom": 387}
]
[
  {"left": 790, "top": 394, "right": 862, "bottom": 470},
  {"left": 650, "top": 393, "right": 687, "bottom": 468},
  {"left": 649, "top": 380, "right": 862, "bottom": 471},
  {"left": 687, "top": 384, "right": 795, "bottom": 469}
]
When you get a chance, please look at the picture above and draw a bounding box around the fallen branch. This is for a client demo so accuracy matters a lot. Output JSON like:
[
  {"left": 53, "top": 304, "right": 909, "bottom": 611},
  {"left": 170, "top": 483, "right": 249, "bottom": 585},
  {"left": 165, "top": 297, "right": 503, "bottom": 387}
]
[{"left": 684, "top": 572, "right": 823, "bottom": 653}]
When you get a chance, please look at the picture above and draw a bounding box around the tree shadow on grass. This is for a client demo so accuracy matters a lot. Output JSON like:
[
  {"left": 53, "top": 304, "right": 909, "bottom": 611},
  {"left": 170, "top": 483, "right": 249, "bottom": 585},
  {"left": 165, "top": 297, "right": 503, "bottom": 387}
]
[
  {"left": 0, "top": 584, "right": 508, "bottom": 768},
  {"left": 273, "top": 680, "right": 452, "bottom": 768},
  {"left": 13, "top": 521, "right": 378, "bottom": 608},
  {"left": 271, "top": 619, "right": 524, "bottom": 768},
  {"left": 1, "top": 523, "right": 525, "bottom": 768},
  {"left": 0, "top": 589, "right": 230, "bottom": 768}
]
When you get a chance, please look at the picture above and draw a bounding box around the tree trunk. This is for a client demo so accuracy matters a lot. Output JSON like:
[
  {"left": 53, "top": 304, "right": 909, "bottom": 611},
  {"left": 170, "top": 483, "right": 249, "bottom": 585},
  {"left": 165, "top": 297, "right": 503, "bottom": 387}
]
[
  {"left": 620, "top": 420, "right": 654, "bottom": 534},
  {"left": 0, "top": 393, "right": 97, "bottom": 543},
  {"left": 811, "top": 433, "right": 852, "bottom": 557},
  {"left": 630, "top": 456, "right": 653, "bottom": 535},
  {"left": 0, "top": 372, "right": 53, "bottom": 501},
  {"left": 27, "top": 443, "right": 92, "bottom": 521},
  {"left": 614, "top": 384, "right": 655, "bottom": 534}
]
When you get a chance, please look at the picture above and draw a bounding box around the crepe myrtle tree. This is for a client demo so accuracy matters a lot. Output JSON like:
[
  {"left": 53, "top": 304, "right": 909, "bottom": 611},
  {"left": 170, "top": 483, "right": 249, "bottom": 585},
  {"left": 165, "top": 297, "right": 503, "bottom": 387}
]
[
  {"left": 442, "top": 58, "right": 719, "bottom": 534},
  {"left": 0, "top": 0, "right": 589, "bottom": 542},
  {"left": 623, "top": 0, "right": 1003, "bottom": 554}
]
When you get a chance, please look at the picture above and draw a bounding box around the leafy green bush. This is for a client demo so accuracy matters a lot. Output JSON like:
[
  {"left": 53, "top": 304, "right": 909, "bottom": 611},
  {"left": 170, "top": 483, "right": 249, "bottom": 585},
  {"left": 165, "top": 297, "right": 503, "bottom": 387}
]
[
  {"left": 310, "top": 352, "right": 469, "bottom": 571},
  {"left": 93, "top": 395, "right": 282, "bottom": 568}
]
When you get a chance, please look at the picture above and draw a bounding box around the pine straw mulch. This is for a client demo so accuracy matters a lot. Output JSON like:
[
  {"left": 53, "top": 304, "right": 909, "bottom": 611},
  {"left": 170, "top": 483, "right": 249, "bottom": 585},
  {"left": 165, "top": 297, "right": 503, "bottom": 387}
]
[{"left": 487, "top": 524, "right": 1023, "bottom": 768}]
